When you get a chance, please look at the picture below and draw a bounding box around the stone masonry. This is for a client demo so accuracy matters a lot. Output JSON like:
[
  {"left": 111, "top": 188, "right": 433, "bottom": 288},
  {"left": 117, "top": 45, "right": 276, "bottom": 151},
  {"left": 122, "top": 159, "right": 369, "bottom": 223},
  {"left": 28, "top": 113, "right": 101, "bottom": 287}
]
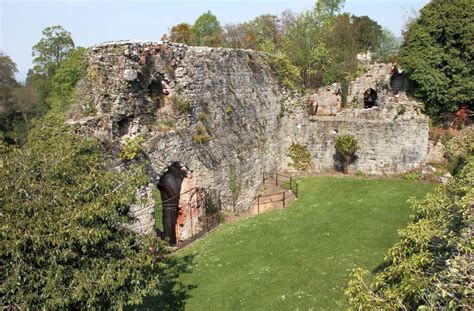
[{"left": 72, "top": 40, "right": 429, "bottom": 241}]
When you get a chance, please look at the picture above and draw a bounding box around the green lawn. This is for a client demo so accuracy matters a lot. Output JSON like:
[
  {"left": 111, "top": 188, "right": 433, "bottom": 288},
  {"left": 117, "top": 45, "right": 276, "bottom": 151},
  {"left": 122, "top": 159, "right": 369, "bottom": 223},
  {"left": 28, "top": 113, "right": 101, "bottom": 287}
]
[{"left": 147, "top": 176, "right": 435, "bottom": 310}]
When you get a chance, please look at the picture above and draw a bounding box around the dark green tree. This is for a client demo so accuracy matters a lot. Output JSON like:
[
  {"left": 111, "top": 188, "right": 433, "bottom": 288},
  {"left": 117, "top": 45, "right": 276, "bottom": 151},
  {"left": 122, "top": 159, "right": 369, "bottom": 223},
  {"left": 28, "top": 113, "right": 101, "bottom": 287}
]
[
  {"left": 399, "top": 0, "right": 474, "bottom": 119},
  {"left": 191, "top": 11, "right": 223, "bottom": 46},
  {"left": 351, "top": 15, "right": 383, "bottom": 52},
  {"left": 0, "top": 115, "right": 179, "bottom": 309}
]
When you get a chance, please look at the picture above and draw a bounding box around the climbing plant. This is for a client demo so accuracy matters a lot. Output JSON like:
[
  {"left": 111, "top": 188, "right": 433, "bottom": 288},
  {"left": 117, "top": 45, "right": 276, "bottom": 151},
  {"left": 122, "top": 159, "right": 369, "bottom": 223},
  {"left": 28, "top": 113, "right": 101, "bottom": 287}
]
[{"left": 288, "top": 143, "right": 311, "bottom": 171}]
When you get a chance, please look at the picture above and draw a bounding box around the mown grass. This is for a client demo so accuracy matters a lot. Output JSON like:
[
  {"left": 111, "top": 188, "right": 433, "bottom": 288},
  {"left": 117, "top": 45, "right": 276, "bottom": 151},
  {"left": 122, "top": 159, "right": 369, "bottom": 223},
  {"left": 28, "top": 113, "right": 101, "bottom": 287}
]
[{"left": 146, "top": 176, "right": 435, "bottom": 310}]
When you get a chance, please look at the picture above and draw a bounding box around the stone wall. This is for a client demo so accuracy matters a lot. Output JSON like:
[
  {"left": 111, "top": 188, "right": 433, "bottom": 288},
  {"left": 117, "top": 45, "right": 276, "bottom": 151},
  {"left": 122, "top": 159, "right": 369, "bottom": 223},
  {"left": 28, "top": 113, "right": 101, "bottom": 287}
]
[{"left": 74, "top": 41, "right": 430, "bottom": 240}]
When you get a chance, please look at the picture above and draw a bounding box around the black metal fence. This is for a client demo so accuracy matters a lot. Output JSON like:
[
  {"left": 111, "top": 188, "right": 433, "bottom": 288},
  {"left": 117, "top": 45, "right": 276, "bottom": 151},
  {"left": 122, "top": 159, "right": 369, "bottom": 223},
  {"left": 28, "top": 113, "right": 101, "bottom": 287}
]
[{"left": 255, "top": 172, "right": 298, "bottom": 214}]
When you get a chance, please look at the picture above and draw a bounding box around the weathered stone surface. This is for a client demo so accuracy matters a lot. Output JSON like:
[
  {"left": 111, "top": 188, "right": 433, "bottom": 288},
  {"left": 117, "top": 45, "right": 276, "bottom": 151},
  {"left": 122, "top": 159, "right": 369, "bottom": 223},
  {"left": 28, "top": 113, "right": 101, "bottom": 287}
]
[{"left": 74, "top": 41, "right": 430, "bottom": 237}]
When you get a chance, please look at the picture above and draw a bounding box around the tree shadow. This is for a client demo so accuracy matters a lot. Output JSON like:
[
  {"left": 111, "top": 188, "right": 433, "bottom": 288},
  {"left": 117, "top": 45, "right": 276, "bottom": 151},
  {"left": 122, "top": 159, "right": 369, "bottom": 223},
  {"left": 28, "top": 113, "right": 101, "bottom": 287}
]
[
  {"left": 126, "top": 254, "right": 197, "bottom": 311},
  {"left": 371, "top": 260, "right": 392, "bottom": 274},
  {"left": 332, "top": 153, "right": 358, "bottom": 172}
]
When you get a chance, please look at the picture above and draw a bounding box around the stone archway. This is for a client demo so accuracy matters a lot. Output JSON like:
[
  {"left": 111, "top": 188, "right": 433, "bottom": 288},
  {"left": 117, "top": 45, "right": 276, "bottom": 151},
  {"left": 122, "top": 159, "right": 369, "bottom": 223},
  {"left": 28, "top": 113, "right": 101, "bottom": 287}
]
[{"left": 157, "top": 162, "right": 187, "bottom": 245}]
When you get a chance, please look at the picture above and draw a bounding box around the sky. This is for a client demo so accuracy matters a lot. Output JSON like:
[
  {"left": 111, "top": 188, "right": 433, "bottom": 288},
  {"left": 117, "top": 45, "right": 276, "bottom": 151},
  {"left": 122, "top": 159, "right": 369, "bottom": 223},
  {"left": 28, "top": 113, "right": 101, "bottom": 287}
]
[{"left": 1, "top": 0, "right": 430, "bottom": 81}]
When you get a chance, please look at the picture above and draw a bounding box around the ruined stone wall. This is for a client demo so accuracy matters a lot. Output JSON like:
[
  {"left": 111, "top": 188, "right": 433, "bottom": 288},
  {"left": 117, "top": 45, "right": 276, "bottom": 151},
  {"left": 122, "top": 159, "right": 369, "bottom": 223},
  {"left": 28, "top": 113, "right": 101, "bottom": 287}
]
[{"left": 75, "top": 41, "right": 430, "bottom": 239}]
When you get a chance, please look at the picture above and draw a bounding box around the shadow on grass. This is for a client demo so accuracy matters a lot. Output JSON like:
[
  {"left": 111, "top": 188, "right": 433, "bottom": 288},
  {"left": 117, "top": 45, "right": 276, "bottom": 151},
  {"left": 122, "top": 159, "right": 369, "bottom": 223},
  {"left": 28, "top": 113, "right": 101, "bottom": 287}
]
[
  {"left": 126, "top": 254, "right": 197, "bottom": 311},
  {"left": 372, "top": 260, "right": 392, "bottom": 274}
]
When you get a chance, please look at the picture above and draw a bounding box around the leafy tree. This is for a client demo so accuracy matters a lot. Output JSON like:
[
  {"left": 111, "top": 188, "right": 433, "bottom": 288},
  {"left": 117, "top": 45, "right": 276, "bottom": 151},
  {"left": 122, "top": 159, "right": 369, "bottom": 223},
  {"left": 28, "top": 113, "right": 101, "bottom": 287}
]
[
  {"left": 32, "top": 25, "right": 75, "bottom": 76},
  {"left": 346, "top": 154, "right": 473, "bottom": 309},
  {"left": 47, "top": 47, "right": 87, "bottom": 112},
  {"left": 250, "top": 14, "right": 281, "bottom": 52},
  {"left": 335, "top": 134, "right": 358, "bottom": 174},
  {"left": 169, "top": 23, "right": 193, "bottom": 45},
  {"left": 0, "top": 53, "right": 39, "bottom": 144},
  {"left": 315, "top": 0, "right": 345, "bottom": 17},
  {"left": 0, "top": 115, "right": 178, "bottom": 309},
  {"left": 0, "top": 52, "right": 17, "bottom": 116},
  {"left": 191, "top": 11, "right": 223, "bottom": 46},
  {"left": 374, "top": 28, "right": 401, "bottom": 63},
  {"left": 281, "top": 10, "right": 330, "bottom": 88},
  {"left": 322, "top": 13, "right": 359, "bottom": 85},
  {"left": 223, "top": 22, "right": 257, "bottom": 50},
  {"left": 350, "top": 15, "right": 383, "bottom": 52},
  {"left": 399, "top": 0, "right": 474, "bottom": 119}
]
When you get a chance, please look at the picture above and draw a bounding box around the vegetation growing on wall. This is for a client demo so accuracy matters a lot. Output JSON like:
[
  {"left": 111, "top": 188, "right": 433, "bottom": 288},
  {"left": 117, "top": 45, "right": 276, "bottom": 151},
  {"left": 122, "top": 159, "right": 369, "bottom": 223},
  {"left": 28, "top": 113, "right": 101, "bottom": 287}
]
[
  {"left": 335, "top": 134, "right": 358, "bottom": 174},
  {"left": 120, "top": 135, "right": 145, "bottom": 161},
  {"left": 192, "top": 124, "right": 212, "bottom": 143},
  {"left": 288, "top": 143, "right": 311, "bottom": 171}
]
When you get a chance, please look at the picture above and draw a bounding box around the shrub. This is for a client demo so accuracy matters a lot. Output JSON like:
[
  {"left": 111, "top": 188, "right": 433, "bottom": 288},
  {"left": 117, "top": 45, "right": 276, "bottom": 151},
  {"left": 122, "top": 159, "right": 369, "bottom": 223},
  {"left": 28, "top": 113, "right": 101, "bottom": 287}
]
[
  {"left": 288, "top": 143, "right": 311, "bottom": 171},
  {"left": 0, "top": 115, "right": 174, "bottom": 309},
  {"left": 268, "top": 54, "right": 303, "bottom": 91},
  {"left": 157, "top": 118, "right": 176, "bottom": 132},
  {"left": 346, "top": 155, "right": 473, "bottom": 309},
  {"left": 192, "top": 124, "right": 212, "bottom": 143},
  {"left": 403, "top": 171, "right": 420, "bottom": 180},
  {"left": 335, "top": 134, "right": 358, "bottom": 174},
  {"left": 170, "top": 87, "right": 191, "bottom": 114},
  {"left": 119, "top": 135, "right": 145, "bottom": 160}
]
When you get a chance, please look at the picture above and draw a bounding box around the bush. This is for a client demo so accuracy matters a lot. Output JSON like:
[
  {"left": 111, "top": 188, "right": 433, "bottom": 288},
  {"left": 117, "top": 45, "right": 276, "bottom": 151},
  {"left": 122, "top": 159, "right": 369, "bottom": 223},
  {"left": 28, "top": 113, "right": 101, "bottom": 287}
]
[
  {"left": 268, "top": 54, "right": 303, "bottom": 91},
  {"left": 192, "top": 124, "right": 212, "bottom": 143},
  {"left": 0, "top": 115, "right": 173, "bottom": 309},
  {"left": 346, "top": 155, "right": 473, "bottom": 309},
  {"left": 120, "top": 135, "right": 145, "bottom": 160},
  {"left": 335, "top": 134, "right": 358, "bottom": 174},
  {"left": 403, "top": 171, "right": 420, "bottom": 180}
]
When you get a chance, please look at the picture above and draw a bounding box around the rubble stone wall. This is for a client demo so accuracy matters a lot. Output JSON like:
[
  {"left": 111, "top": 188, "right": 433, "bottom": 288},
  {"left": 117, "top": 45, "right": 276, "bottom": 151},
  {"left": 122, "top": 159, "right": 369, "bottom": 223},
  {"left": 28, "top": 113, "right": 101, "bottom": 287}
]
[{"left": 75, "top": 41, "right": 430, "bottom": 237}]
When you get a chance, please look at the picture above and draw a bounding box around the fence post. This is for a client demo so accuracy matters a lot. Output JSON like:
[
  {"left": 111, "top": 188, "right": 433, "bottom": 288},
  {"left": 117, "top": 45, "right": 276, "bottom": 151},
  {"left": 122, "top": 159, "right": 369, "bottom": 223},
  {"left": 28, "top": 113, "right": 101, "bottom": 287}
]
[
  {"left": 290, "top": 177, "right": 292, "bottom": 191},
  {"left": 257, "top": 195, "right": 260, "bottom": 214},
  {"left": 275, "top": 174, "right": 278, "bottom": 186},
  {"left": 296, "top": 183, "right": 298, "bottom": 198},
  {"left": 283, "top": 191, "right": 286, "bottom": 208}
]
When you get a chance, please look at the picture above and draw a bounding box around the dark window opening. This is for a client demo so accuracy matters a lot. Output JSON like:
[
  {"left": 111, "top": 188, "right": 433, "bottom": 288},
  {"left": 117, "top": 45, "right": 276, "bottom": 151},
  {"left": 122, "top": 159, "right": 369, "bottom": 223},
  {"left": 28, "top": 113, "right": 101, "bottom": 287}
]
[
  {"left": 117, "top": 117, "right": 132, "bottom": 137},
  {"left": 364, "top": 88, "right": 378, "bottom": 108}
]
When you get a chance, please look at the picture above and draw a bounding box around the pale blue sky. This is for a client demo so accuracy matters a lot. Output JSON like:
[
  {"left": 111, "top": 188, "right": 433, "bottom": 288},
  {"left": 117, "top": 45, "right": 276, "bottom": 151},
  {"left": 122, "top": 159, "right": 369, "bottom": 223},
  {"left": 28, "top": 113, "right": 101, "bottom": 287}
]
[{"left": 1, "top": 0, "right": 429, "bottom": 81}]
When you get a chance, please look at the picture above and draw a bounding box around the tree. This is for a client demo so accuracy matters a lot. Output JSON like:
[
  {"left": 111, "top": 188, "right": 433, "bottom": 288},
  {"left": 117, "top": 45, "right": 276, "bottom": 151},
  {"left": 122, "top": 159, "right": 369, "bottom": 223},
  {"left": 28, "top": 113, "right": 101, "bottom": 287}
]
[
  {"left": 32, "top": 25, "right": 75, "bottom": 76},
  {"left": 0, "top": 52, "right": 17, "bottom": 115},
  {"left": 169, "top": 23, "right": 193, "bottom": 45},
  {"left": 191, "top": 11, "right": 223, "bottom": 46},
  {"left": 223, "top": 23, "right": 257, "bottom": 50},
  {"left": 315, "top": 0, "right": 345, "bottom": 17},
  {"left": 281, "top": 10, "right": 331, "bottom": 88},
  {"left": 346, "top": 153, "right": 473, "bottom": 309},
  {"left": 374, "top": 28, "right": 400, "bottom": 63},
  {"left": 47, "top": 47, "right": 87, "bottom": 112},
  {"left": 350, "top": 15, "right": 383, "bottom": 52},
  {"left": 0, "top": 115, "right": 180, "bottom": 309},
  {"left": 335, "top": 134, "right": 358, "bottom": 174},
  {"left": 399, "top": 0, "right": 474, "bottom": 119}
]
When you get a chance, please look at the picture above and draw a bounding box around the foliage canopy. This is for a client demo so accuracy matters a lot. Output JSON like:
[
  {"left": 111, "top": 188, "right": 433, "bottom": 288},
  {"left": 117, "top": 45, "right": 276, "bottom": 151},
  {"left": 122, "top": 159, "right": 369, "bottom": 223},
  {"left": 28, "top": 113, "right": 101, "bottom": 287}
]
[
  {"left": 0, "top": 116, "right": 174, "bottom": 309},
  {"left": 399, "top": 0, "right": 474, "bottom": 119}
]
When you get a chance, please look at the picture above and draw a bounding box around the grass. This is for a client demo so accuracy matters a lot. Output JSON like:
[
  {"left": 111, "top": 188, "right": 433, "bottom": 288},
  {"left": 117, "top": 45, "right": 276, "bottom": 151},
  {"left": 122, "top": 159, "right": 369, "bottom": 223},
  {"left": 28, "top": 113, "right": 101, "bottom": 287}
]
[{"left": 143, "top": 176, "right": 435, "bottom": 310}]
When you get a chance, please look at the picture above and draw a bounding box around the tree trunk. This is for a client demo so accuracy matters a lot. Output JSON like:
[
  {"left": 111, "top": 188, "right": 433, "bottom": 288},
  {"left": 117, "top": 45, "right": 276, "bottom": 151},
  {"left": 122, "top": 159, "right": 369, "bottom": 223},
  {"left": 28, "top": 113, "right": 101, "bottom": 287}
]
[{"left": 343, "top": 155, "right": 350, "bottom": 174}]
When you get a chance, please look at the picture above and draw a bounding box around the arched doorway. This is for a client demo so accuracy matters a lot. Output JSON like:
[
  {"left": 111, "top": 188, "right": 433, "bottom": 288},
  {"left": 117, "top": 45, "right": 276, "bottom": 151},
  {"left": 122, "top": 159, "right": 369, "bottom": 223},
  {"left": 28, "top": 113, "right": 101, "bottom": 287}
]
[{"left": 157, "top": 162, "right": 187, "bottom": 245}]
